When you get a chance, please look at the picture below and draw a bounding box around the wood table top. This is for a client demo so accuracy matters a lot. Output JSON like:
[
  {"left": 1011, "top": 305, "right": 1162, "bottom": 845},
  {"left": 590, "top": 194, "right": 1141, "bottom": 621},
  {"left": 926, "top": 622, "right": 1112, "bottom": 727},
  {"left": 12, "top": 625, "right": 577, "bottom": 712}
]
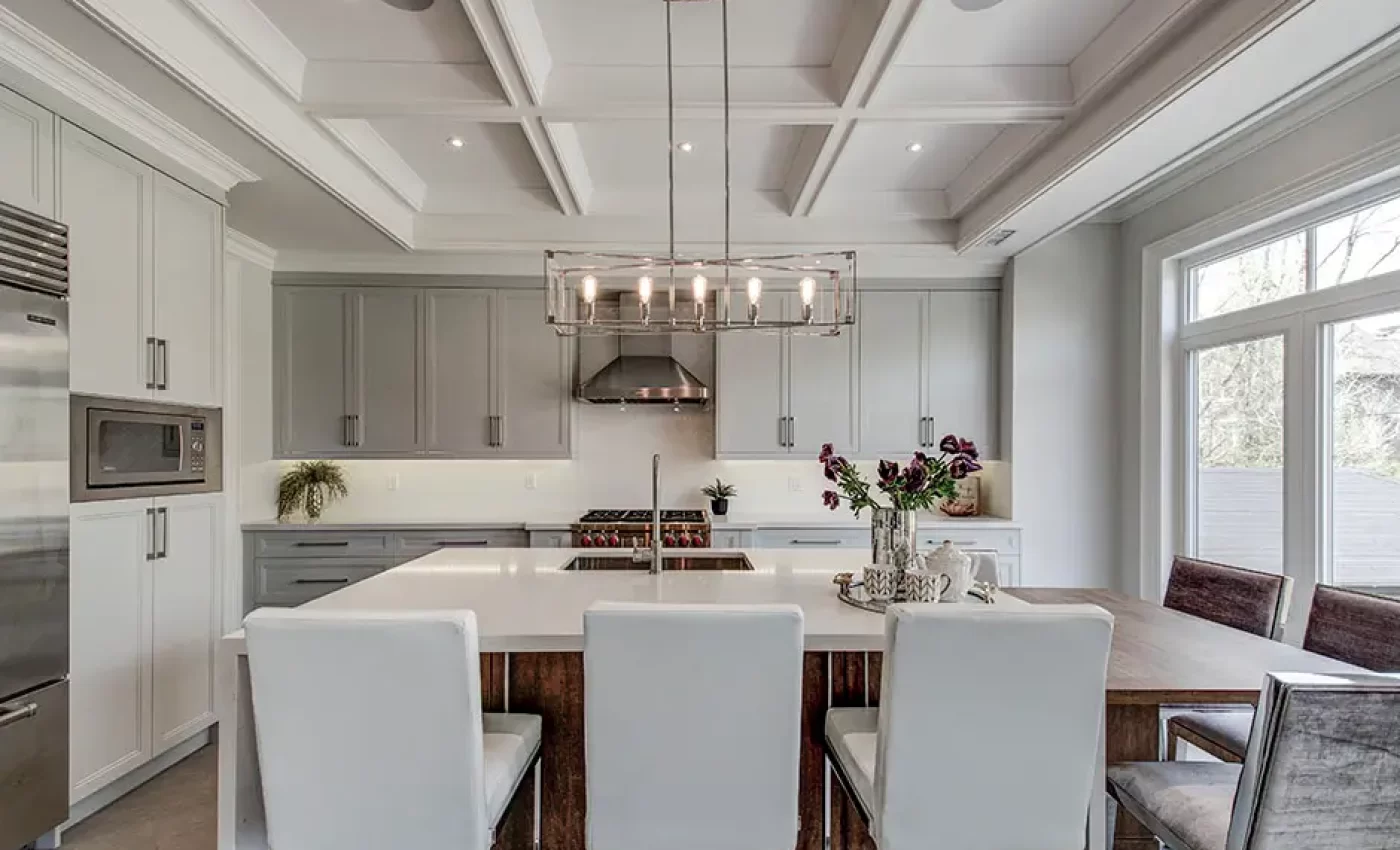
[{"left": 1008, "top": 588, "right": 1364, "bottom": 704}]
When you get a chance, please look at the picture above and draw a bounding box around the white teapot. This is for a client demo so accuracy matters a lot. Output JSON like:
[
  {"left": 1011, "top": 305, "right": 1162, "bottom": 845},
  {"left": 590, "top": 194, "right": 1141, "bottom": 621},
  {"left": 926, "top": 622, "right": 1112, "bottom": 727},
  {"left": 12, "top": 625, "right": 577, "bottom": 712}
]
[{"left": 924, "top": 540, "right": 976, "bottom": 601}]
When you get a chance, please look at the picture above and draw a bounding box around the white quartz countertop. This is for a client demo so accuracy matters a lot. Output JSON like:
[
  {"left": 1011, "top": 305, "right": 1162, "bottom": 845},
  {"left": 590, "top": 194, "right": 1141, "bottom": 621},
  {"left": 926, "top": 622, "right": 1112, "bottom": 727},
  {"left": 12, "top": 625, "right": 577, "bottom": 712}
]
[
  {"left": 224, "top": 547, "right": 1025, "bottom": 654},
  {"left": 241, "top": 514, "right": 1018, "bottom": 532}
]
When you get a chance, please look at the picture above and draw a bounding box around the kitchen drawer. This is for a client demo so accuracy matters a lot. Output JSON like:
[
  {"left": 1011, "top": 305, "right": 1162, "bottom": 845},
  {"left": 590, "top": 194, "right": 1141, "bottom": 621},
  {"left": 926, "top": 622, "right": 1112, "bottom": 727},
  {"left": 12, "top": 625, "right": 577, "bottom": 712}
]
[
  {"left": 918, "top": 528, "right": 1020, "bottom": 555},
  {"left": 755, "top": 528, "right": 868, "bottom": 548},
  {"left": 252, "top": 558, "right": 394, "bottom": 607},
  {"left": 252, "top": 531, "right": 393, "bottom": 559},
  {"left": 529, "top": 530, "right": 570, "bottom": 548},
  {"left": 395, "top": 529, "right": 527, "bottom": 558},
  {"left": 711, "top": 529, "right": 753, "bottom": 549},
  {"left": 0, "top": 679, "right": 67, "bottom": 850}
]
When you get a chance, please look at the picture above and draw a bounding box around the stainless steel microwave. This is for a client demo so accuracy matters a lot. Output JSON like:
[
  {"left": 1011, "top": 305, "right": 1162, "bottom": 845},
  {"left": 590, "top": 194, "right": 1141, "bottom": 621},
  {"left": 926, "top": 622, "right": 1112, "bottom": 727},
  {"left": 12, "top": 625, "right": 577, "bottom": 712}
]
[{"left": 71, "top": 394, "right": 222, "bottom": 502}]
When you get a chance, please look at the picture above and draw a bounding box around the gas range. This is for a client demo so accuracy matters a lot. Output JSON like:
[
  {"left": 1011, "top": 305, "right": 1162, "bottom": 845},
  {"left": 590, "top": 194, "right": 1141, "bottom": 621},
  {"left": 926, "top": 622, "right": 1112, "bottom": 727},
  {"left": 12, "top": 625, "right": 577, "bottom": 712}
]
[{"left": 571, "top": 509, "right": 711, "bottom": 549}]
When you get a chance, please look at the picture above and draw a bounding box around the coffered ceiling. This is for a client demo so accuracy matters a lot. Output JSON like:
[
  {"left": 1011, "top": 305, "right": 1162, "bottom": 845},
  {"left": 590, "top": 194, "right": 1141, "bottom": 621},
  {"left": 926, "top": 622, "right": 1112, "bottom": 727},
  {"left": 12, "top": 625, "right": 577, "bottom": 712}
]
[{"left": 39, "top": 0, "right": 1400, "bottom": 273}]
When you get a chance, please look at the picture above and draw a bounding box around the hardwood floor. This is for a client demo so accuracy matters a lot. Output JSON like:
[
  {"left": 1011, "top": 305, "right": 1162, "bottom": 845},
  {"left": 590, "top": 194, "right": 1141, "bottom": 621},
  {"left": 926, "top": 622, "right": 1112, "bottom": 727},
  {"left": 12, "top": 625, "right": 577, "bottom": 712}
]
[{"left": 62, "top": 746, "right": 216, "bottom": 850}]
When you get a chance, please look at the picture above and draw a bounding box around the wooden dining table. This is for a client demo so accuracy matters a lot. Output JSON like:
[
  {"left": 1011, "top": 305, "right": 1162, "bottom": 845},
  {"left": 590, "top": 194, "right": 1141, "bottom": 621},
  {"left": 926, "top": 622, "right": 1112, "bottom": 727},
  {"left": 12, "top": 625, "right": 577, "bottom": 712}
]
[{"left": 1008, "top": 588, "right": 1365, "bottom": 850}]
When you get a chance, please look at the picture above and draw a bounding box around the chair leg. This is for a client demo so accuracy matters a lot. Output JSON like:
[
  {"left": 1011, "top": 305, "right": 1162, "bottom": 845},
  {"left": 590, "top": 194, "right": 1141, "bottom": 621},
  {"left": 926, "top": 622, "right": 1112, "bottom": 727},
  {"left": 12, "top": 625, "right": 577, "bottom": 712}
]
[
  {"left": 1166, "top": 726, "right": 1179, "bottom": 761},
  {"left": 1104, "top": 796, "right": 1117, "bottom": 850}
]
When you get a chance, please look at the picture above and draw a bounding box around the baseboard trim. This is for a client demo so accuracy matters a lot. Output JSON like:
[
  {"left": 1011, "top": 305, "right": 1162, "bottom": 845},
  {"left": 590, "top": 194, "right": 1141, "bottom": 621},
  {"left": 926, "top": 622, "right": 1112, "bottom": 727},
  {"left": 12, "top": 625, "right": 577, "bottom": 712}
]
[{"left": 63, "top": 728, "right": 212, "bottom": 832}]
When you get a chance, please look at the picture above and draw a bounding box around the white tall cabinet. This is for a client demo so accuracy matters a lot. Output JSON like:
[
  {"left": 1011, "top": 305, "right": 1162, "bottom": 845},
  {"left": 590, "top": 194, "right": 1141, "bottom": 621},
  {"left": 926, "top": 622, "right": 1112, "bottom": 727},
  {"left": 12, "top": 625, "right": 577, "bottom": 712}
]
[
  {"left": 0, "top": 85, "right": 56, "bottom": 217},
  {"left": 69, "top": 494, "right": 222, "bottom": 803},
  {"left": 59, "top": 122, "right": 222, "bottom": 406}
]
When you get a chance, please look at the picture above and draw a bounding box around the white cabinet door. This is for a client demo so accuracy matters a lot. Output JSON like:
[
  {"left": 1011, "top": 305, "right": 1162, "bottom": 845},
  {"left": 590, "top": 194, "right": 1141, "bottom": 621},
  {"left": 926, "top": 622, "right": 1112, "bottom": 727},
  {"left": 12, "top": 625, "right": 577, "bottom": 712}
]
[
  {"left": 715, "top": 291, "right": 787, "bottom": 456},
  {"left": 858, "top": 291, "right": 927, "bottom": 456},
  {"left": 496, "top": 290, "right": 571, "bottom": 457},
  {"left": 0, "top": 86, "right": 55, "bottom": 217},
  {"left": 69, "top": 499, "right": 152, "bottom": 803},
  {"left": 787, "top": 294, "right": 858, "bottom": 456},
  {"left": 925, "top": 291, "right": 1000, "bottom": 458},
  {"left": 152, "top": 174, "right": 221, "bottom": 406},
  {"left": 60, "top": 122, "right": 153, "bottom": 401},
  {"left": 150, "top": 494, "right": 220, "bottom": 755}
]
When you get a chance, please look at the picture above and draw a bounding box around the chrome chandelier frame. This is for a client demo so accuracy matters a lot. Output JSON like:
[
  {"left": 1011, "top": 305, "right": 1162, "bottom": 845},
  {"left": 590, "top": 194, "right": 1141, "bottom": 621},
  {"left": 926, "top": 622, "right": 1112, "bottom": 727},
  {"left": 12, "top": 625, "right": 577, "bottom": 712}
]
[{"left": 544, "top": 0, "right": 857, "bottom": 337}]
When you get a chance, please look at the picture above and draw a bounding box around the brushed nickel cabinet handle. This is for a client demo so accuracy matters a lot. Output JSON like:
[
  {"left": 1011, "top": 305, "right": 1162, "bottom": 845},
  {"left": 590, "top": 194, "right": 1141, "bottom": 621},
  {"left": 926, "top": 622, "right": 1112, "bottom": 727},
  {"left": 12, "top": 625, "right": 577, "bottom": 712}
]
[
  {"left": 158, "top": 507, "right": 168, "bottom": 559},
  {"left": 146, "top": 507, "right": 157, "bottom": 561},
  {"left": 294, "top": 541, "right": 351, "bottom": 548},
  {"left": 788, "top": 416, "right": 795, "bottom": 447},
  {"left": 790, "top": 539, "right": 843, "bottom": 546},
  {"left": 292, "top": 577, "right": 350, "bottom": 586},
  {"left": 437, "top": 540, "right": 489, "bottom": 547},
  {"left": 0, "top": 702, "right": 38, "bottom": 729},
  {"left": 146, "top": 337, "right": 158, "bottom": 389},
  {"left": 157, "top": 338, "right": 169, "bottom": 390}
]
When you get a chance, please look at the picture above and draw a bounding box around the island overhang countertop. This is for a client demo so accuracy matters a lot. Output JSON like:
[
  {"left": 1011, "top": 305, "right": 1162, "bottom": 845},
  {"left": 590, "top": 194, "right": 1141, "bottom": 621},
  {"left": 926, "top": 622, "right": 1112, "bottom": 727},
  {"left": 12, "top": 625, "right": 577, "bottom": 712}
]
[{"left": 225, "top": 547, "right": 1010, "bottom": 654}]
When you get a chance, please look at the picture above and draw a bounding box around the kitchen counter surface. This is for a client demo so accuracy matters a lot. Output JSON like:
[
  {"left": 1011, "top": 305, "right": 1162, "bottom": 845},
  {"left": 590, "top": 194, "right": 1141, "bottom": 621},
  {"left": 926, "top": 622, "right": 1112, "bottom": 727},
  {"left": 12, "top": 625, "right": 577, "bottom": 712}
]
[
  {"left": 242, "top": 514, "right": 1018, "bottom": 532},
  {"left": 712, "top": 513, "right": 1018, "bottom": 529},
  {"left": 224, "top": 547, "right": 1025, "bottom": 653}
]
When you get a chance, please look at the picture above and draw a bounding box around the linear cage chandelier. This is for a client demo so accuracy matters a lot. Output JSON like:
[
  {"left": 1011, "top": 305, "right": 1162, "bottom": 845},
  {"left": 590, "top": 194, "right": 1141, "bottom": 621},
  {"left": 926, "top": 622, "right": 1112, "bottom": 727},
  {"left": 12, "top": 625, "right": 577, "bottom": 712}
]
[{"left": 544, "top": 0, "right": 858, "bottom": 336}]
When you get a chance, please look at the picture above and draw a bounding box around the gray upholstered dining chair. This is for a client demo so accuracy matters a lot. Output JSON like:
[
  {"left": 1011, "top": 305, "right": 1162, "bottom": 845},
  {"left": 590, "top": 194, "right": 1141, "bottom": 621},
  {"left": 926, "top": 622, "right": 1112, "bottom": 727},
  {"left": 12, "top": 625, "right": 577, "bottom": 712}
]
[
  {"left": 1166, "top": 583, "right": 1400, "bottom": 762},
  {"left": 1162, "top": 556, "right": 1294, "bottom": 640},
  {"left": 1108, "top": 671, "right": 1400, "bottom": 850}
]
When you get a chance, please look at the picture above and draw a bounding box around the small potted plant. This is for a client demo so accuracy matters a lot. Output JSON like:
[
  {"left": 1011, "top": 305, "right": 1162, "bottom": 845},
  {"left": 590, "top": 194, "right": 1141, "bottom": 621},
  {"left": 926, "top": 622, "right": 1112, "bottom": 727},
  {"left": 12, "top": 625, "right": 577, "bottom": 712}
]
[
  {"left": 277, "top": 460, "right": 349, "bottom": 523},
  {"left": 701, "top": 478, "right": 737, "bottom": 517}
]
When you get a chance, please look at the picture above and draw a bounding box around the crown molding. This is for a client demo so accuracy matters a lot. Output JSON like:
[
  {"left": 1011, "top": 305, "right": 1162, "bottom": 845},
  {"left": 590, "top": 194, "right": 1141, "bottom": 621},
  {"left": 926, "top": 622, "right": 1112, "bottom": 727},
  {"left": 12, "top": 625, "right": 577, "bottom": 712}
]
[
  {"left": 178, "top": 0, "right": 304, "bottom": 99},
  {"left": 0, "top": 5, "right": 258, "bottom": 191},
  {"left": 226, "top": 228, "right": 277, "bottom": 269}
]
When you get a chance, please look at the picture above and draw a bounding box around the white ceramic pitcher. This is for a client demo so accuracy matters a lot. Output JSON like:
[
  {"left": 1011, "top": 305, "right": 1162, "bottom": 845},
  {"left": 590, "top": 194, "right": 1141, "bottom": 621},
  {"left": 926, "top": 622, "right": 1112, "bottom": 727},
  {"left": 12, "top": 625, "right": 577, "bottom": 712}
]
[{"left": 925, "top": 540, "right": 977, "bottom": 601}]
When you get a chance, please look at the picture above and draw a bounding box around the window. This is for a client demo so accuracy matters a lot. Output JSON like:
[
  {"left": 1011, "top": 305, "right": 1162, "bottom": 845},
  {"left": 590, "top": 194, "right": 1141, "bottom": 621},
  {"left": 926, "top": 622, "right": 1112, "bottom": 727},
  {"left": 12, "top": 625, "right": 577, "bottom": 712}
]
[
  {"left": 1316, "top": 197, "right": 1400, "bottom": 289},
  {"left": 1194, "top": 337, "right": 1285, "bottom": 574},
  {"left": 1190, "top": 235, "right": 1307, "bottom": 321},
  {"left": 1328, "top": 310, "right": 1400, "bottom": 592}
]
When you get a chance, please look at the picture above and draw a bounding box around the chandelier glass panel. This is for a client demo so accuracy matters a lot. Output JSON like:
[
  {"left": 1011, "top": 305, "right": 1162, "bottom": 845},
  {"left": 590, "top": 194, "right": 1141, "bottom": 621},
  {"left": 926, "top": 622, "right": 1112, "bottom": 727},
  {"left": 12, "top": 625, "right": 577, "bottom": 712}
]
[{"left": 544, "top": 0, "right": 857, "bottom": 336}]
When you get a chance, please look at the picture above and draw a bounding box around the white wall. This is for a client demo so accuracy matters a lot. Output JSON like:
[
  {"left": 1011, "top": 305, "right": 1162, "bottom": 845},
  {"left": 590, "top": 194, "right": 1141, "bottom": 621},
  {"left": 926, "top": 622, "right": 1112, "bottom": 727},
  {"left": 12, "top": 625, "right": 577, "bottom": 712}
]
[
  {"left": 232, "top": 253, "right": 277, "bottom": 522},
  {"left": 1118, "top": 67, "right": 1400, "bottom": 597},
  {"left": 1004, "top": 224, "right": 1122, "bottom": 588}
]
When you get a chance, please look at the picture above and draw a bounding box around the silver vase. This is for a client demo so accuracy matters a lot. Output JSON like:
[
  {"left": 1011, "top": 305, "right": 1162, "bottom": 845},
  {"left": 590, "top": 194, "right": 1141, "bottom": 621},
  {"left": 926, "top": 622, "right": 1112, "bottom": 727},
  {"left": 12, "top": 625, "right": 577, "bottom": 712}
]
[{"left": 871, "top": 508, "right": 918, "bottom": 569}]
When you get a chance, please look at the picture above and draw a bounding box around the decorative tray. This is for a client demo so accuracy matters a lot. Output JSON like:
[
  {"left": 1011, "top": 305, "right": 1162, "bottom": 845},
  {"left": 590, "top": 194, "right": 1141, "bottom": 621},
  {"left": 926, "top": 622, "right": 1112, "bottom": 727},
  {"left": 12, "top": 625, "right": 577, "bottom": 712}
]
[{"left": 832, "top": 573, "right": 996, "bottom": 614}]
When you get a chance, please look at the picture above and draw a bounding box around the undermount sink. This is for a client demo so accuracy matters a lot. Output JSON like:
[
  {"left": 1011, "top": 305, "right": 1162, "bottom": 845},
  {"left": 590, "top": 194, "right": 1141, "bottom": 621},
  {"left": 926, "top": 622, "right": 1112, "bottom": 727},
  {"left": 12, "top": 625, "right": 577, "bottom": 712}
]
[{"left": 563, "top": 553, "right": 754, "bottom": 572}]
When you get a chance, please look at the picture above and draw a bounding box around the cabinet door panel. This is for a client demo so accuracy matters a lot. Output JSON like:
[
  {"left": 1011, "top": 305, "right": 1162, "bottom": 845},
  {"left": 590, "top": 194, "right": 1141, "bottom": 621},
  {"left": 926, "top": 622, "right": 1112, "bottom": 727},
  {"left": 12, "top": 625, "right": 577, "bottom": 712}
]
[
  {"left": 857, "top": 291, "right": 926, "bottom": 456},
  {"left": 351, "top": 289, "right": 421, "bottom": 452},
  {"left": 69, "top": 500, "right": 151, "bottom": 802},
  {"left": 151, "top": 494, "right": 220, "bottom": 754},
  {"left": 716, "top": 292, "right": 787, "bottom": 456},
  {"left": 0, "top": 86, "right": 55, "bottom": 217},
  {"left": 61, "top": 123, "right": 152, "bottom": 401},
  {"left": 152, "top": 174, "right": 220, "bottom": 406},
  {"left": 787, "top": 298, "right": 857, "bottom": 455},
  {"left": 497, "top": 290, "right": 570, "bottom": 457},
  {"left": 424, "top": 289, "right": 494, "bottom": 455},
  {"left": 925, "top": 291, "right": 1000, "bottom": 458},
  {"left": 275, "top": 288, "right": 351, "bottom": 455}
]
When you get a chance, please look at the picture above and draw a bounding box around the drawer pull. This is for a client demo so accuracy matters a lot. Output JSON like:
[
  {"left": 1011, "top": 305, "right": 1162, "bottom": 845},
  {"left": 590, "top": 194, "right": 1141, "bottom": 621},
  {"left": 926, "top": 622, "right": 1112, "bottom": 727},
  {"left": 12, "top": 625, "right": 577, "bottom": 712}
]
[
  {"left": 292, "top": 577, "right": 351, "bottom": 585},
  {"left": 0, "top": 702, "right": 39, "bottom": 729},
  {"left": 436, "top": 540, "right": 489, "bottom": 547},
  {"left": 790, "top": 539, "right": 844, "bottom": 546},
  {"left": 294, "top": 541, "right": 352, "bottom": 548}
]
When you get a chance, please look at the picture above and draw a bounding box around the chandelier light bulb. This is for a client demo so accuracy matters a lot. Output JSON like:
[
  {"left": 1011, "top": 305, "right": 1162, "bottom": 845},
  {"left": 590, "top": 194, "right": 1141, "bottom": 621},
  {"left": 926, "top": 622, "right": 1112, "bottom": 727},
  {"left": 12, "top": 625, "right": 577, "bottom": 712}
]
[
  {"left": 637, "top": 275, "right": 654, "bottom": 303},
  {"left": 746, "top": 277, "right": 763, "bottom": 304},
  {"left": 799, "top": 276, "right": 816, "bottom": 306},
  {"left": 691, "top": 274, "right": 708, "bottom": 302},
  {"left": 581, "top": 274, "right": 598, "bottom": 304}
]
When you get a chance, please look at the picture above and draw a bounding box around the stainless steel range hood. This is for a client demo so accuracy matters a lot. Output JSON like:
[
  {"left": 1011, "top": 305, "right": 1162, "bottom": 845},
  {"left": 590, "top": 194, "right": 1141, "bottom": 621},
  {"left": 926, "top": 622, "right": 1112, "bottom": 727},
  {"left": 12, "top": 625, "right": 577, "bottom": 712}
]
[{"left": 575, "top": 293, "right": 710, "bottom": 404}]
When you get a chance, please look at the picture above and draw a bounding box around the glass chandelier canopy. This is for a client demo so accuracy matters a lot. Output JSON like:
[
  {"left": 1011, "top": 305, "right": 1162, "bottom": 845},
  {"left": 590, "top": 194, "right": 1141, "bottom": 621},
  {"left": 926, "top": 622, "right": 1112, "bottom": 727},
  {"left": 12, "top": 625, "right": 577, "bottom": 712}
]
[{"left": 544, "top": 0, "right": 857, "bottom": 337}]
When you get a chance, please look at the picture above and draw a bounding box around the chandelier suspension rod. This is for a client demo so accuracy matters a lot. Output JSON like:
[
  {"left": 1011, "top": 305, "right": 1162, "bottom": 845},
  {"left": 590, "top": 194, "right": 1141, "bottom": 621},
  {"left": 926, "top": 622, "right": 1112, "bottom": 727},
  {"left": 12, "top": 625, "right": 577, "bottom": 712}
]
[
  {"left": 665, "top": 0, "right": 677, "bottom": 301},
  {"left": 722, "top": 0, "right": 732, "bottom": 290}
]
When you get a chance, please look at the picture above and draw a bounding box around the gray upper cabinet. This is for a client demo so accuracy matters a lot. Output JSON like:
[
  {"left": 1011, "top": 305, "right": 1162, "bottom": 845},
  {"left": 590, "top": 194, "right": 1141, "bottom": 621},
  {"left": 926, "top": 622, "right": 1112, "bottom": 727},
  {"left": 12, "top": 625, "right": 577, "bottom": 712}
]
[
  {"left": 856, "top": 289, "right": 1000, "bottom": 459},
  {"left": 716, "top": 292, "right": 858, "bottom": 458},
  {"left": 276, "top": 287, "right": 353, "bottom": 455},
  {"left": 276, "top": 285, "right": 572, "bottom": 459},
  {"left": 424, "top": 289, "right": 494, "bottom": 455},
  {"left": 496, "top": 290, "right": 572, "bottom": 458}
]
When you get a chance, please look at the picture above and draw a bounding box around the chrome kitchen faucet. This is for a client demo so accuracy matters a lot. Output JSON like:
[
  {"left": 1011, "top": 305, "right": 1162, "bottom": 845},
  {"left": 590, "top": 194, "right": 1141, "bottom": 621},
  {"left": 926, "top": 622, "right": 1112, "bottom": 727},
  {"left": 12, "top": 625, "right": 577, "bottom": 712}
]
[{"left": 633, "top": 453, "right": 663, "bottom": 574}]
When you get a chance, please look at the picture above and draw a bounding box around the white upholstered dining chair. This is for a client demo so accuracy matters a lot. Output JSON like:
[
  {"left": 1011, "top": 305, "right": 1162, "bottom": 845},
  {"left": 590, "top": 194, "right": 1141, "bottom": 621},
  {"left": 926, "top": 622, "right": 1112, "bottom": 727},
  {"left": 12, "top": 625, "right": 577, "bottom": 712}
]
[
  {"left": 824, "top": 604, "right": 1114, "bottom": 850},
  {"left": 583, "top": 601, "right": 805, "bottom": 850},
  {"left": 243, "top": 608, "right": 541, "bottom": 850}
]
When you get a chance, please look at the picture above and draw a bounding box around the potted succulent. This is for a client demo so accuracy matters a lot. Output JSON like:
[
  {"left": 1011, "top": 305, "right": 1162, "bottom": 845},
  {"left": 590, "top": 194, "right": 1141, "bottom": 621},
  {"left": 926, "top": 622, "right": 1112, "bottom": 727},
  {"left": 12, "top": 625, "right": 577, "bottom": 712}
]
[
  {"left": 276, "top": 460, "right": 349, "bottom": 523},
  {"left": 818, "top": 436, "right": 981, "bottom": 569},
  {"left": 701, "top": 478, "right": 737, "bottom": 517}
]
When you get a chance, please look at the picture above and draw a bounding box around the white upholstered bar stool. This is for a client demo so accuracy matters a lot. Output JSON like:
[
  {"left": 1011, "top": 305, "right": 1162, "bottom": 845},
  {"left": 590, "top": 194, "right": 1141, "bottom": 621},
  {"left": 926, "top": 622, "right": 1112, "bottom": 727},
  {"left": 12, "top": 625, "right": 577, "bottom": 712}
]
[
  {"left": 243, "top": 608, "right": 542, "bottom": 850},
  {"left": 583, "top": 602, "right": 804, "bottom": 850},
  {"left": 825, "top": 604, "right": 1114, "bottom": 850}
]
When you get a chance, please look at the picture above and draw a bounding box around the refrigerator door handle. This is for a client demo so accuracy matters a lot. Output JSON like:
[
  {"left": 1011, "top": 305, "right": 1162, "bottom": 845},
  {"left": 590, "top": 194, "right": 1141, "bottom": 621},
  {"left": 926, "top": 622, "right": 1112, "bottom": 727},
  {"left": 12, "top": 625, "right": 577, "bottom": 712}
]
[{"left": 0, "top": 702, "right": 38, "bottom": 730}]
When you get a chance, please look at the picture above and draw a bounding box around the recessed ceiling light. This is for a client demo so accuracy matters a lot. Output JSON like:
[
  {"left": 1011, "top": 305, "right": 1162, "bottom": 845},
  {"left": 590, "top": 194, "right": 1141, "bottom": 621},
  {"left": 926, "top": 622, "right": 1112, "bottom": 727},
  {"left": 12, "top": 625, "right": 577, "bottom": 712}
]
[
  {"left": 906, "top": 142, "right": 923, "bottom": 153},
  {"left": 446, "top": 136, "right": 465, "bottom": 149},
  {"left": 677, "top": 141, "right": 694, "bottom": 153}
]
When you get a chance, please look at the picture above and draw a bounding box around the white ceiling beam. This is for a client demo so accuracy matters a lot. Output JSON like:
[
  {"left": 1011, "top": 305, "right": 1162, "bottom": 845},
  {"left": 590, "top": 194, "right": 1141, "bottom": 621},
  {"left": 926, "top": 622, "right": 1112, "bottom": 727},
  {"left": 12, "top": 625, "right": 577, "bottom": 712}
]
[
  {"left": 318, "top": 118, "right": 428, "bottom": 212},
  {"left": 946, "top": 123, "right": 1058, "bottom": 216},
  {"left": 786, "top": 0, "right": 921, "bottom": 217},
  {"left": 1069, "top": 0, "right": 1213, "bottom": 102},
  {"left": 870, "top": 66, "right": 1072, "bottom": 117},
  {"left": 177, "top": 0, "right": 305, "bottom": 99},
  {"left": 302, "top": 62, "right": 506, "bottom": 115},
  {"left": 457, "top": 0, "right": 589, "bottom": 215}
]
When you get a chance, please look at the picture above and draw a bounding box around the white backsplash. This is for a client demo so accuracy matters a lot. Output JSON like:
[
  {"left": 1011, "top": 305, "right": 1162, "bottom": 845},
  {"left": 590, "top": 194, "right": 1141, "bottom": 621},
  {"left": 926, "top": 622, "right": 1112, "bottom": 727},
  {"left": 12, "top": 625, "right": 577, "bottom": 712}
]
[{"left": 244, "top": 404, "right": 1006, "bottom": 523}]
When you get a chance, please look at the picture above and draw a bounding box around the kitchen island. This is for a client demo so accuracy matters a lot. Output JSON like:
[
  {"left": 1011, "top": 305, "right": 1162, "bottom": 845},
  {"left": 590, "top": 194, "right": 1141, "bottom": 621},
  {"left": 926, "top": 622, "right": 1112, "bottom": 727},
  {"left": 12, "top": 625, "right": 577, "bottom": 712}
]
[{"left": 220, "top": 546, "right": 1017, "bottom": 850}]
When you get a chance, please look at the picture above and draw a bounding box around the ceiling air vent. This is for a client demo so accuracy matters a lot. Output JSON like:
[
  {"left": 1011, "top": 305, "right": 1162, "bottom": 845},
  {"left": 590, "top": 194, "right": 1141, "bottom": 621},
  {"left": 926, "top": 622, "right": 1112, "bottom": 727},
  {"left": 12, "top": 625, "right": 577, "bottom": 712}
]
[{"left": 984, "top": 229, "right": 1017, "bottom": 247}]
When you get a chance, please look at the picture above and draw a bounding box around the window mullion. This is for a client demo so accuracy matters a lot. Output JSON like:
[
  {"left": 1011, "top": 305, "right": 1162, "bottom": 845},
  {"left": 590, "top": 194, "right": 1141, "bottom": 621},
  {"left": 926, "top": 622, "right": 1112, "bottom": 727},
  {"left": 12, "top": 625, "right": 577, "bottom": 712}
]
[{"left": 1305, "top": 227, "right": 1318, "bottom": 292}]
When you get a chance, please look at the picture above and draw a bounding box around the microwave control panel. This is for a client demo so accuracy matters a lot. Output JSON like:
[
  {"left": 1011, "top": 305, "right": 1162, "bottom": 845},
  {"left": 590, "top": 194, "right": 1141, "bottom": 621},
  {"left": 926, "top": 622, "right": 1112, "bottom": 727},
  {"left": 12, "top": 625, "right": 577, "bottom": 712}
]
[{"left": 190, "top": 420, "right": 206, "bottom": 473}]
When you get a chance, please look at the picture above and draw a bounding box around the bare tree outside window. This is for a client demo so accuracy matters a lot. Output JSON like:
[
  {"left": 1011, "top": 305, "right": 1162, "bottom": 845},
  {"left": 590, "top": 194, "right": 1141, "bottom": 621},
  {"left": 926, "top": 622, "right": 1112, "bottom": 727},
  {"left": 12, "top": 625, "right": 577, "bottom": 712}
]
[{"left": 1317, "top": 197, "right": 1400, "bottom": 289}]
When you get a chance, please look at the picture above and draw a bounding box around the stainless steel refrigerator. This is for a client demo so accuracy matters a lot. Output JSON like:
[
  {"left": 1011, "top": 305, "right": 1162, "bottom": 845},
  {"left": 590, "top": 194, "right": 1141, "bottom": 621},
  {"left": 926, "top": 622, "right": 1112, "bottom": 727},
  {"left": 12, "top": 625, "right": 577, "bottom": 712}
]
[{"left": 0, "top": 201, "right": 70, "bottom": 849}]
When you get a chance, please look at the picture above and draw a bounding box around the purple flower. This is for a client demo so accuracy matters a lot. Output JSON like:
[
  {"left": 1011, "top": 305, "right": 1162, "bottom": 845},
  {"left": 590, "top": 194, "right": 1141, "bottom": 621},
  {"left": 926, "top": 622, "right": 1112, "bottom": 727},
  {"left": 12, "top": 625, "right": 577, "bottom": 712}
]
[
  {"left": 964, "top": 457, "right": 983, "bottom": 474},
  {"left": 959, "top": 439, "right": 979, "bottom": 460},
  {"left": 878, "top": 459, "right": 899, "bottom": 485},
  {"left": 823, "top": 460, "right": 838, "bottom": 482},
  {"left": 822, "top": 490, "right": 841, "bottom": 511},
  {"left": 903, "top": 462, "right": 928, "bottom": 492},
  {"left": 939, "top": 434, "right": 960, "bottom": 454},
  {"left": 913, "top": 451, "right": 929, "bottom": 465},
  {"left": 949, "top": 457, "right": 970, "bottom": 480},
  {"left": 819, "top": 443, "right": 834, "bottom": 463}
]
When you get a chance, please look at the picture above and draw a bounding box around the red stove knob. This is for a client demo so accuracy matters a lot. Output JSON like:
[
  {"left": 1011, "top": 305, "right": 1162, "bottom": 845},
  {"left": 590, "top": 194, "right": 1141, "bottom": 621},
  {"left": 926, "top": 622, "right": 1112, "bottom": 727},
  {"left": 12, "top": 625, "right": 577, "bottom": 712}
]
[
  {"left": 677, "top": 533, "right": 691, "bottom": 548},
  {"left": 592, "top": 533, "right": 608, "bottom": 548},
  {"left": 607, "top": 533, "right": 621, "bottom": 547},
  {"left": 690, "top": 533, "right": 706, "bottom": 548},
  {"left": 662, "top": 533, "right": 677, "bottom": 548},
  {"left": 579, "top": 534, "right": 594, "bottom": 547}
]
